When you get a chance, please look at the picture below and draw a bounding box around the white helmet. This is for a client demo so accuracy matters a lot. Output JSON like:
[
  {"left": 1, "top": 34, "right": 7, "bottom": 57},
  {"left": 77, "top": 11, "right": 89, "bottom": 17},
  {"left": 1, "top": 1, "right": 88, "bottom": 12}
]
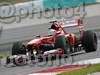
[{"left": 48, "top": 29, "right": 56, "bottom": 36}]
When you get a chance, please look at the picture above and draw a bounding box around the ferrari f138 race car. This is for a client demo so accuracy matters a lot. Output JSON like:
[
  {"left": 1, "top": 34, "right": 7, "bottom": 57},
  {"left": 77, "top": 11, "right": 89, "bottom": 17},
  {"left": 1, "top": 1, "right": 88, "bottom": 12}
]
[{"left": 6, "top": 19, "right": 98, "bottom": 66}]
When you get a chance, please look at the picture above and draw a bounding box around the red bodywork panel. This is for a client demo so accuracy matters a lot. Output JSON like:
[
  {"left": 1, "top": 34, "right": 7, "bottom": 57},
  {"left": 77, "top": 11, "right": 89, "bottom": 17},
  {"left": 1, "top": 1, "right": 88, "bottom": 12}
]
[{"left": 26, "top": 19, "right": 84, "bottom": 55}]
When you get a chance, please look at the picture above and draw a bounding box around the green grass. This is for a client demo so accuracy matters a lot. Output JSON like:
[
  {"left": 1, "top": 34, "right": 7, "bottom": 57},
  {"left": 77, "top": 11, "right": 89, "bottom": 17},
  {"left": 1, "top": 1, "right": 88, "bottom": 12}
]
[
  {"left": 0, "top": 51, "right": 11, "bottom": 58},
  {"left": 58, "top": 64, "right": 100, "bottom": 75}
]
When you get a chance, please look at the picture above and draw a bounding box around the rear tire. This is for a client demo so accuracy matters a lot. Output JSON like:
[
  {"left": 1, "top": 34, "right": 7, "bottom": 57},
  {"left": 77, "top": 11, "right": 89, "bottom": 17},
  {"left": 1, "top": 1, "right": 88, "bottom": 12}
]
[
  {"left": 82, "top": 31, "right": 98, "bottom": 53},
  {"left": 12, "top": 42, "right": 26, "bottom": 55}
]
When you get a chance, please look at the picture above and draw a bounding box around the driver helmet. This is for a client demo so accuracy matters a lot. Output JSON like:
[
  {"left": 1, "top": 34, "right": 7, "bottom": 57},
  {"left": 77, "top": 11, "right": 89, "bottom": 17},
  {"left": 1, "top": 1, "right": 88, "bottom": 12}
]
[
  {"left": 48, "top": 29, "right": 57, "bottom": 36},
  {"left": 50, "top": 23, "right": 61, "bottom": 30}
]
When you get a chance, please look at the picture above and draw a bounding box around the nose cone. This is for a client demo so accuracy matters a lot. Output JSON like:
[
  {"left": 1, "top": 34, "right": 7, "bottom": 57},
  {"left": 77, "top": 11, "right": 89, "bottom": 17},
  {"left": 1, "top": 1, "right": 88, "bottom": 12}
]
[{"left": 27, "top": 38, "right": 41, "bottom": 45}]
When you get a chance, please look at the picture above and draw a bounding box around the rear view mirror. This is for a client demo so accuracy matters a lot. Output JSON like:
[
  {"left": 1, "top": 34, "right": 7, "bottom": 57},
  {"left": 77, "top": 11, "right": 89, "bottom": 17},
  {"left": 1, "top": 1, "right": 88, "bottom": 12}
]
[{"left": 36, "top": 35, "right": 40, "bottom": 38}]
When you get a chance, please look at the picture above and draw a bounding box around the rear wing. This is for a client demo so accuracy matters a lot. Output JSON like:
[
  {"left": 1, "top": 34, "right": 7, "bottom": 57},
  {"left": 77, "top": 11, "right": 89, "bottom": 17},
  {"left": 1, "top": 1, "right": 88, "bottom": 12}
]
[
  {"left": 50, "top": 19, "right": 83, "bottom": 28},
  {"left": 49, "top": 19, "right": 84, "bottom": 35},
  {"left": 59, "top": 19, "right": 84, "bottom": 28}
]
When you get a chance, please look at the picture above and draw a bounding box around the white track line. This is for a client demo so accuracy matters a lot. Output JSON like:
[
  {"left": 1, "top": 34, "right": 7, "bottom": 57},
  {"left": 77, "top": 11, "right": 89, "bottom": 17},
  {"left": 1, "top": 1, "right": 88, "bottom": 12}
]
[{"left": 28, "top": 58, "right": 100, "bottom": 75}]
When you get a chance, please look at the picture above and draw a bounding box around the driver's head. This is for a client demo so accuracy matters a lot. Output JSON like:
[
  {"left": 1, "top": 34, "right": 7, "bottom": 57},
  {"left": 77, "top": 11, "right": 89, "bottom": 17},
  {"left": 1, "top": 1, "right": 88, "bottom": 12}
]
[
  {"left": 50, "top": 23, "right": 61, "bottom": 30},
  {"left": 48, "top": 29, "right": 57, "bottom": 36}
]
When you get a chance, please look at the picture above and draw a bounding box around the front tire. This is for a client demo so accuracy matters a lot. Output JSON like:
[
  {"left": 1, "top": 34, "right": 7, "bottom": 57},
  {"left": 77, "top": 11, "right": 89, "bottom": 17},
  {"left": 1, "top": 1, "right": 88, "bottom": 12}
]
[{"left": 12, "top": 42, "right": 26, "bottom": 55}]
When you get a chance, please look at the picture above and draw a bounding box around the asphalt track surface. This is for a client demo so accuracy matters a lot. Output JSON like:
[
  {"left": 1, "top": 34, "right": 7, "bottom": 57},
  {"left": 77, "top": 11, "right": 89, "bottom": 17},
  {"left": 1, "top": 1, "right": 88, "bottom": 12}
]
[
  {"left": 0, "top": 40, "right": 99, "bottom": 75},
  {"left": 0, "top": 16, "right": 100, "bottom": 53},
  {"left": 0, "top": 16, "right": 99, "bottom": 75}
]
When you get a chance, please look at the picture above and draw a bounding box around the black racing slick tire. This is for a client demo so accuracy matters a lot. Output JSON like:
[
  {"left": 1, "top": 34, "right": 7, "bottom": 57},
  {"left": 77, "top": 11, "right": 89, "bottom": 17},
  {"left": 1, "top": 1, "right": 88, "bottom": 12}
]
[
  {"left": 12, "top": 42, "right": 26, "bottom": 55},
  {"left": 55, "top": 35, "right": 69, "bottom": 54},
  {"left": 82, "top": 31, "right": 98, "bottom": 53}
]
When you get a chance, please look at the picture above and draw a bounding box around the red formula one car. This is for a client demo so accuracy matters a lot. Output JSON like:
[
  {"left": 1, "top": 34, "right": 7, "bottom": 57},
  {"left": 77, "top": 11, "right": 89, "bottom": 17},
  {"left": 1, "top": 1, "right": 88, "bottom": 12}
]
[{"left": 6, "top": 19, "right": 98, "bottom": 65}]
